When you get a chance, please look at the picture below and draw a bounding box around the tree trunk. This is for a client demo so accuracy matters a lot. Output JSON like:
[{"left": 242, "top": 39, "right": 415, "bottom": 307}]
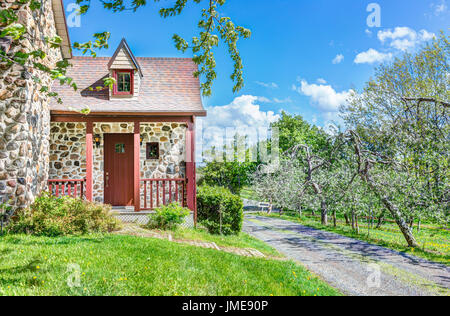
[
  {"left": 311, "top": 210, "right": 315, "bottom": 216},
  {"left": 417, "top": 219, "right": 421, "bottom": 233},
  {"left": 344, "top": 213, "right": 350, "bottom": 225},
  {"left": 267, "top": 202, "right": 273, "bottom": 215},
  {"left": 320, "top": 201, "right": 328, "bottom": 225},
  {"left": 409, "top": 218, "right": 414, "bottom": 229},
  {"left": 375, "top": 193, "right": 419, "bottom": 247},
  {"left": 332, "top": 210, "right": 337, "bottom": 227},
  {"left": 351, "top": 210, "right": 356, "bottom": 231},
  {"left": 355, "top": 215, "right": 359, "bottom": 234},
  {"left": 376, "top": 212, "right": 385, "bottom": 229}
]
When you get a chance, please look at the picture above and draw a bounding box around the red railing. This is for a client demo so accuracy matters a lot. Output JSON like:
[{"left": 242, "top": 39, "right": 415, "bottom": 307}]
[
  {"left": 48, "top": 179, "right": 85, "bottom": 199},
  {"left": 141, "top": 179, "right": 186, "bottom": 210}
]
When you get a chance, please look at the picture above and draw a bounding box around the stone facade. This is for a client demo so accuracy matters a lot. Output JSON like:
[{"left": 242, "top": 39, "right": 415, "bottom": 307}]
[
  {"left": 48, "top": 122, "right": 187, "bottom": 203},
  {"left": 0, "top": 1, "right": 62, "bottom": 208},
  {"left": 49, "top": 123, "right": 87, "bottom": 181}
]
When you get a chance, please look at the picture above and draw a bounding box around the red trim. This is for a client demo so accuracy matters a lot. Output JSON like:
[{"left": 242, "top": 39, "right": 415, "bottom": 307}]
[
  {"left": 85, "top": 122, "right": 94, "bottom": 201},
  {"left": 51, "top": 111, "right": 207, "bottom": 118},
  {"left": 186, "top": 117, "right": 197, "bottom": 225},
  {"left": 133, "top": 122, "right": 141, "bottom": 212},
  {"left": 50, "top": 115, "right": 197, "bottom": 123},
  {"left": 140, "top": 179, "right": 186, "bottom": 211},
  {"left": 113, "top": 69, "right": 134, "bottom": 96},
  {"left": 48, "top": 179, "right": 85, "bottom": 199}
]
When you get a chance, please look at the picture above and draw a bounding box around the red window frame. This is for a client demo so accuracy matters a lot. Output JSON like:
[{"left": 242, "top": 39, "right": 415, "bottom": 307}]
[{"left": 113, "top": 69, "right": 134, "bottom": 95}]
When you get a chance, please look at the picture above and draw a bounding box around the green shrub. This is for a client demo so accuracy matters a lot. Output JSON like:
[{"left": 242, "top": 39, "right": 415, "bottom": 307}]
[
  {"left": 146, "top": 202, "right": 190, "bottom": 230},
  {"left": 197, "top": 185, "right": 244, "bottom": 235},
  {"left": 8, "top": 193, "right": 122, "bottom": 236}
]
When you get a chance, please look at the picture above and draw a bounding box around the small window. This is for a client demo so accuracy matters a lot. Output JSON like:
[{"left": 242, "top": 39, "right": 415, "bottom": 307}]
[
  {"left": 146, "top": 142, "right": 159, "bottom": 160},
  {"left": 113, "top": 70, "right": 133, "bottom": 95},
  {"left": 115, "top": 143, "right": 125, "bottom": 153}
]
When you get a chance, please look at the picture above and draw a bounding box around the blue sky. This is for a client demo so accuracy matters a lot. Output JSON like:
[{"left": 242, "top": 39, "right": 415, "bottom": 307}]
[{"left": 64, "top": 0, "right": 449, "bottom": 132}]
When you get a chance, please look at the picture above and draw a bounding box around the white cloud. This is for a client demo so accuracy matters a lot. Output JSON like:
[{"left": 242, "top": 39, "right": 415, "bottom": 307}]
[
  {"left": 257, "top": 96, "right": 271, "bottom": 103},
  {"left": 432, "top": 1, "right": 448, "bottom": 15},
  {"left": 255, "top": 81, "right": 279, "bottom": 89},
  {"left": 378, "top": 27, "right": 416, "bottom": 43},
  {"left": 354, "top": 48, "right": 392, "bottom": 64},
  {"left": 377, "top": 27, "right": 436, "bottom": 51},
  {"left": 365, "top": 29, "right": 373, "bottom": 36},
  {"left": 198, "top": 95, "right": 280, "bottom": 150},
  {"left": 390, "top": 39, "right": 417, "bottom": 51},
  {"left": 332, "top": 54, "right": 344, "bottom": 64},
  {"left": 273, "top": 97, "right": 292, "bottom": 104},
  {"left": 257, "top": 96, "right": 292, "bottom": 104},
  {"left": 293, "top": 80, "right": 353, "bottom": 112},
  {"left": 317, "top": 78, "right": 327, "bottom": 84},
  {"left": 419, "top": 30, "right": 436, "bottom": 41}
]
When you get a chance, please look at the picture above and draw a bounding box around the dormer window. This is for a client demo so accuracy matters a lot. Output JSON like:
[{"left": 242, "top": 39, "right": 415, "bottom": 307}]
[
  {"left": 113, "top": 70, "right": 134, "bottom": 95},
  {"left": 108, "top": 39, "right": 143, "bottom": 98}
]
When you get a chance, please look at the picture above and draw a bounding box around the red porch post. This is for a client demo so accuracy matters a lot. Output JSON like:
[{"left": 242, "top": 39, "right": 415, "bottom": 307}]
[
  {"left": 134, "top": 122, "right": 141, "bottom": 212},
  {"left": 85, "top": 121, "right": 93, "bottom": 201},
  {"left": 186, "top": 117, "right": 197, "bottom": 225}
]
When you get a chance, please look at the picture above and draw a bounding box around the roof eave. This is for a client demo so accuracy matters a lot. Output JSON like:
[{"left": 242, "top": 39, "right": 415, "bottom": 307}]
[{"left": 51, "top": 0, "right": 72, "bottom": 59}]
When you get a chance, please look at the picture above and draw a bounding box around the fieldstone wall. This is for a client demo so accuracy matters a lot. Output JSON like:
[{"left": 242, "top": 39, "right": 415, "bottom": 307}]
[
  {"left": 48, "top": 123, "right": 86, "bottom": 180},
  {"left": 0, "top": 1, "right": 62, "bottom": 208},
  {"left": 48, "top": 122, "right": 187, "bottom": 204},
  {"left": 140, "top": 122, "right": 187, "bottom": 179}
]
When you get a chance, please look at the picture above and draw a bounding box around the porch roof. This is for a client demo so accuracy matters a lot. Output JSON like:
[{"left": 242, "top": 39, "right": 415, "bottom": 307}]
[{"left": 50, "top": 57, "right": 206, "bottom": 116}]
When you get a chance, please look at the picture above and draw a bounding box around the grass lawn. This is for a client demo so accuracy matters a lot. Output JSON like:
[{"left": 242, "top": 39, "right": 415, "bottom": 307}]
[
  {"left": 0, "top": 234, "right": 340, "bottom": 296},
  {"left": 258, "top": 213, "right": 450, "bottom": 265}
]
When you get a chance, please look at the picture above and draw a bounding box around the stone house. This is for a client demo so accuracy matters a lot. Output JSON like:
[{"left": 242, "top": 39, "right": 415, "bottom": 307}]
[{"left": 0, "top": 1, "right": 206, "bottom": 217}]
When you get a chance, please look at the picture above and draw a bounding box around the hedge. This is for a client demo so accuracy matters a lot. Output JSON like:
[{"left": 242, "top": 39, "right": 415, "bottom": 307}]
[{"left": 197, "top": 185, "right": 243, "bottom": 235}]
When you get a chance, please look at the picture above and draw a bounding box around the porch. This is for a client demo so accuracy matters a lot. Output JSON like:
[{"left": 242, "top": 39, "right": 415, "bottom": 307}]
[
  {"left": 47, "top": 178, "right": 188, "bottom": 210},
  {"left": 47, "top": 114, "right": 197, "bottom": 223}
]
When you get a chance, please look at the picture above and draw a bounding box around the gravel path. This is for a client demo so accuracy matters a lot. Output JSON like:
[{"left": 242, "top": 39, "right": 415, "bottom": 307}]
[{"left": 244, "top": 215, "right": 450, "bottom": 296}]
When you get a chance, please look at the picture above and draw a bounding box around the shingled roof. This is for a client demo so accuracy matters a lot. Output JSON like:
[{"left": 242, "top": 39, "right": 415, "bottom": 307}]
[{"left": 50, "top": 56, "right": 206, "bottom": 116}]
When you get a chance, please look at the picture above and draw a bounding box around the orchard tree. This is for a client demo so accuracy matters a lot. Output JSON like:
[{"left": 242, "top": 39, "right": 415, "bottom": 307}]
[
  {"left": 252, "top": 132, "right": 358, "bottom": 226},
  {"left": 343, "top": 34, "right": 449, "bottom": 247},
  {"left": 199, "top": 134, "right": 258, "bottom": 194},
  {"left": 272, "top": 111, "right": 327, "bottom": 154}
]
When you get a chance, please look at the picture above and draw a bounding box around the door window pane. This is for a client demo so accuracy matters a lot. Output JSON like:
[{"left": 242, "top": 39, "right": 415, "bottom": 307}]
[{"left": 115, "top": 143, "right": 125, "bottom": 153}]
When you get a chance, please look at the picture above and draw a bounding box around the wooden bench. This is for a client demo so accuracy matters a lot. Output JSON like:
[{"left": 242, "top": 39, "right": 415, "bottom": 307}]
[{"left": 259, "top": 202, "right": 272, "bottom": 213}]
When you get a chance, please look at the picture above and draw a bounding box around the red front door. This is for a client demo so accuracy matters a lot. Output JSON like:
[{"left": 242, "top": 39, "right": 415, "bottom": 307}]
[{"left": 104, "top": 134, "right": 134, "bottom": 206}]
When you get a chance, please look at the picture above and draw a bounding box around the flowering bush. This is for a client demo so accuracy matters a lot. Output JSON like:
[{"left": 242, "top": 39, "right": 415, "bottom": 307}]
[
  {"left": 146, "top": 202, "right": 190, "bottom": 230},
  {"left": 8, "top": 193, "right": 122, "bottom": 236}
]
